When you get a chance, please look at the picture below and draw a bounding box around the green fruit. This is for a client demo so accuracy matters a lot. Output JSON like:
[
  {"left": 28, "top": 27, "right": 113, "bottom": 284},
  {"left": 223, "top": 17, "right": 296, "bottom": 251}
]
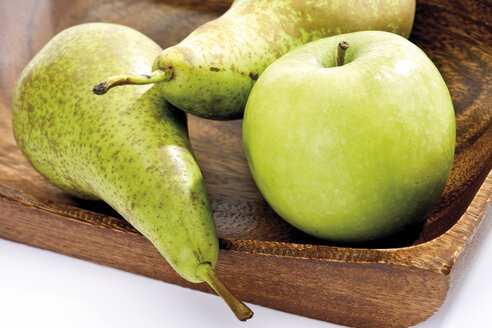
[
  {"left": 12, "top": 23, "right": 252, "bottom": 320},
  {"left": 93, "top": 0, "right": 416, "bottom": 120},
  {"left": 243, "top": 31, "right": 455, "bottom": 242}
]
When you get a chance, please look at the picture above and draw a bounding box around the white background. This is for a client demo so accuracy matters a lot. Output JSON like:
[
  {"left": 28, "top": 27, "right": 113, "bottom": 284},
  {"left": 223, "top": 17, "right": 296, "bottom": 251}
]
[{"left": 1, "top": 219, "right": 491, "bottom": 328}]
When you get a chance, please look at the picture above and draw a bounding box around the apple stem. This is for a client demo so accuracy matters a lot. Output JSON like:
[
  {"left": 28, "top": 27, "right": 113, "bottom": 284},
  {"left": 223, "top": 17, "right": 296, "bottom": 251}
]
[
  {"left": 196, "top": 263, "right": 254, "bottom": 321},
  {"left": 92, "top": 68, "right": 173, "bottom": 95},
  {"left": 336, "top": 41, "right": 350, "bottom": 67}
]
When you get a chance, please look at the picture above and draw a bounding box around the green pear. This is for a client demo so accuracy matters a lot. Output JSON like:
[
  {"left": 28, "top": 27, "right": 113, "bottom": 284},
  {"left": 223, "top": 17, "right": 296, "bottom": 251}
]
[
  {"left": 12, "top": 23, "right": 252, "bottom": 320},
  {"left": 93, "top": 0, "right": 416, "bottom": 120}
]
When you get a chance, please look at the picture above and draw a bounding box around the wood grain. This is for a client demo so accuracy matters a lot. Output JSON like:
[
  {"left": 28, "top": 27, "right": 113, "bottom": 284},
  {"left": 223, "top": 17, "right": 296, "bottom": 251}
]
[{"left": 0, "top": 0, "right": 491, "bottom": 326}]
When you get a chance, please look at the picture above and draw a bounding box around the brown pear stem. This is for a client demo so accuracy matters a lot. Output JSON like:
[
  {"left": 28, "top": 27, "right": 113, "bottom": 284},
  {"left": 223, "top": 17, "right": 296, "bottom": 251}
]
[
  {"left": 92, "top": 68, "right": 173, "bottom": 95},
  {"left": 336, "top": 41, "right": 350, "bottom": 67},
  {"left": 196, "top": 263, "right": 254, "bottom": 321}
]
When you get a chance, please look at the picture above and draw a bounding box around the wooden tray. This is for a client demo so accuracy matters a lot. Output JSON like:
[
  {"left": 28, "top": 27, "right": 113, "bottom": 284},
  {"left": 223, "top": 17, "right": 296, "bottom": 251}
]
[{"left": 1, "top": 0, "right": 491, "bottom": 327}]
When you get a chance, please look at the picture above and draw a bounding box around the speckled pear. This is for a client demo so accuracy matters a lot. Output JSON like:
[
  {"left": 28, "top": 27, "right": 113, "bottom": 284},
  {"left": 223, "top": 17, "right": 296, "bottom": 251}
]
[
  {"left": 11, "top": 23, "right": 252, "bottom": 321},
  {"left": 93, "top": 0, "right": 416, "bottom": 119}
]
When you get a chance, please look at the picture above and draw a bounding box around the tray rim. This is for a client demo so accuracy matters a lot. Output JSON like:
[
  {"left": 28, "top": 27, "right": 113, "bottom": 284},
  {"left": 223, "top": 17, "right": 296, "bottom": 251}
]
[{"left": 1, "top": 167, "right": 490, "bottom": 276}]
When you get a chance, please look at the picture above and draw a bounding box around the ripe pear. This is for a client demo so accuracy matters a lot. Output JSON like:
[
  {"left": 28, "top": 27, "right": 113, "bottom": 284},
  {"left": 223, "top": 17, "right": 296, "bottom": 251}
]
[
  {"left": 12, "top": 23, "right": 252, "bottom": 320},
  {"left": 93, "top": 0, "right": 416, "bottom": 120}
]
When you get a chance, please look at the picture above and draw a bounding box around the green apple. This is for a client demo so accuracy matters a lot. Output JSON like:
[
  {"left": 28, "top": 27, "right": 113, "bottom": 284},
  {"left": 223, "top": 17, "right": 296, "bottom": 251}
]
[{"left": 243, "top": 31, "right": 455, "bottom": 242}]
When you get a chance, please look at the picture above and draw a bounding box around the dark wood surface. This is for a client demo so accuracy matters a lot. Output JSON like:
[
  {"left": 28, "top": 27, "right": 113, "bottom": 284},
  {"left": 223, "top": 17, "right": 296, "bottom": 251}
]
[{"left": 0, "top": 0, "right": 491, "bottom": 326}]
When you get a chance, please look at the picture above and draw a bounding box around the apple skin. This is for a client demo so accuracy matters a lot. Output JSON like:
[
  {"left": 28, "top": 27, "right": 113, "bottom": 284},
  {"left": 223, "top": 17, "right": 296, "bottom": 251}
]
[{"left": 242, "top": 31, "right": 455, "bottom": 242}]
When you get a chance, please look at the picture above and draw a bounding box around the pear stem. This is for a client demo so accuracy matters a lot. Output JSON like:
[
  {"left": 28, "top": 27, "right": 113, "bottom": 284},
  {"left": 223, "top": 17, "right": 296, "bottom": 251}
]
[
  {"left": 92, "top": 68, "right": 173, "bottom": 95},
  {"left": 336, "top": 41, "right": 350, "bottom": 67},
  {"left": 196, "top": 263, "right": 254, "bottom": 321}
]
